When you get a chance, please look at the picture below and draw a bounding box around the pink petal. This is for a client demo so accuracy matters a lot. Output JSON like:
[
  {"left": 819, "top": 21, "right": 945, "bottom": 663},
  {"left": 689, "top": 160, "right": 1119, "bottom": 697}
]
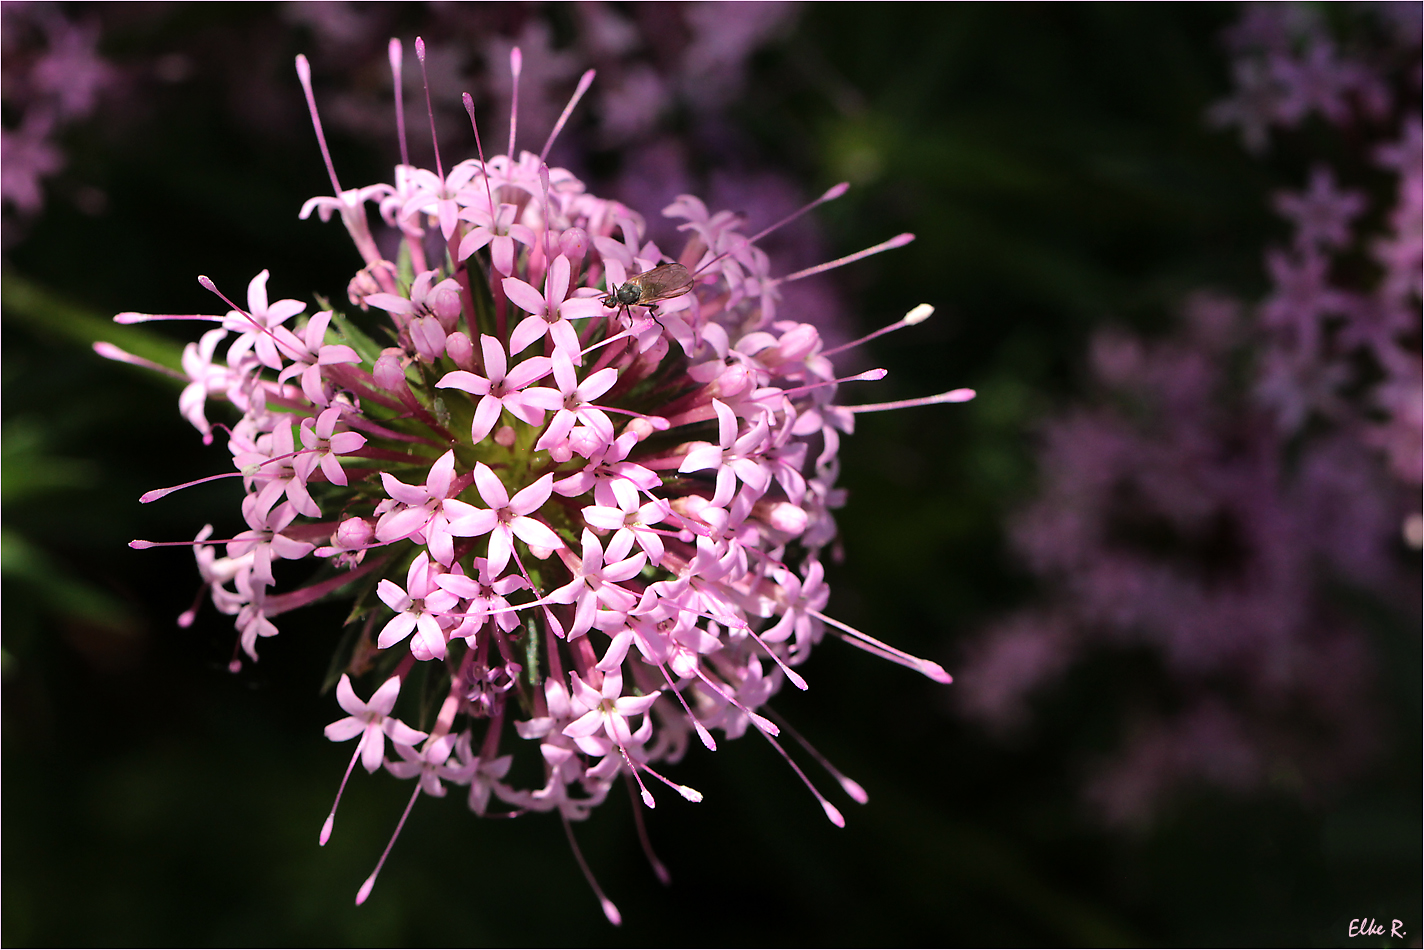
[
  {"left": 384, "top": 719, "right": 428, "bottom": 746},
  {"left": 575, "top": 367, "right": 619, "bottom": 402},
  {"left": 377, "top": 611, "right": 417, "bottom": 648},
  {"left": 472, "top": 463, "right": 510, "bottom": 508},
  {"left": 546, "top": 255, "right": 571, "bottom": 306},
  {"left": 426, "top": 451, "right": 456, "bottom": 499},
  {"left": 509, "top": 473, "right": 555, "bottom": 515},
  {"left": 491, "top": 235, "right": 514, "bottom": 276},
  {"left": 480, "top": 335, "right": 508, "bottom": 381},
  {"left": 581, "top": 505, "right": 623, "bottom": 531},
  {"left": 485, "top": 526, "right": 513, "bottom": 574},
  {"left": 679, "top": 443, "right": 724, "bottom": 473},
  {"left": 457, "top": 227, "right": 492, "bottom": 261},
  {"left": 369, "top": 675, "right": 403, "bottom": 715},
  {"left": 502, "top": 277, "right": 548, "bottom": 316},
  {"left": 562, "top": 709, "right": 605, "bottom": 739},
  {"left": 436, "top": 370, "right": 491, "bottom": 396},
  {"left": 508, "top": 314, "right": 549, "bottom": 356},
  {"left": 470, "top": 395, "right": 503, "bottom": 444},
  {"left": 376, "top": 579, "right": 411, "bottom": 613},
  {"left": 324, "top": 717, "right": 364, "bottom": 742},
  {"left": 503, "top": 354, "right": 552, "bottom": 390},
  {"left": 375, "top": 505, "right": 431, "bottom": 544},
  {"left": 380, "top": 472, "right": 431, "bottom": 507},
  {"left": 334, "top": 674, "right": 364, "bottom": 716}
]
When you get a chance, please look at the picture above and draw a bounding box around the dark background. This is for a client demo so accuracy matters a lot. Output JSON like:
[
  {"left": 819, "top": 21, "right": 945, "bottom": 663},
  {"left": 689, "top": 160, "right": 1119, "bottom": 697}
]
[{"left": 3, "top": 3, "right": 1419, "bottom": 945}]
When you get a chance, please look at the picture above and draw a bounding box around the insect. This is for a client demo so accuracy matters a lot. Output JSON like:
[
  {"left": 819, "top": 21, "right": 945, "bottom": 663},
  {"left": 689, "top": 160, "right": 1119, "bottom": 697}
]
[{"left": 601, "top": 262, "right": 694, "bottom": 321}]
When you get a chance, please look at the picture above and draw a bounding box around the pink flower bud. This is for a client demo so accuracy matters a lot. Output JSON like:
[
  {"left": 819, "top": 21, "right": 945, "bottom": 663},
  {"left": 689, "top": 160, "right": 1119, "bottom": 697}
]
[
  {"left": 709, "top": 363, "right": 752, "bottom": 400},
  {"left": 429, "top": 280, "right": 463, "bottom": 330},
  {"left": 758, "top": 500, "right": 809, "bottom": 535},
  {"left": 409, "top": 316, "right": 448, "bottom": 362},
  {"left": 373, "top": 351, "right": 406, "bottom": 390},
  {"left": 445, "top": 331, "right": 475, "bottom": 370},
  {"left": 777, "top": 323, "right": 821, "bottom": 362},
  {"left": 560, "top": 226, "right": 589, "bottom": 264},
  {"left": 494, "top": 424, "right": 517, "bottom": 447},
  {"left": 335, "top": 517, "right": 374, "bottom": 548},
  {"left": 623, "top": 417, "right": 656, "bottom": 441},
  {"left": 347, "top": 269, "right": 381, "bottom": 310}
]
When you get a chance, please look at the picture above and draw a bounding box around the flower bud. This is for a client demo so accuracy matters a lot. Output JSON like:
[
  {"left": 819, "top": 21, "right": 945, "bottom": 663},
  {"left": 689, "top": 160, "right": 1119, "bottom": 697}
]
[
  {"left": 429, "top": 279, "right": 463, "bottom": 331},
  {"left": 560, "top": 227, "right": 589, "bottom": 266},
  {"left": 373, "top": 350, "right": 406, "bottom": 391},
  {"left": 445, "top": 331, "right": 476, "bottom": 370},
  {"left": 347, "top": 269, "right": 381, "bottom": 311},
  {"left": 334, "top": 517, "right": 374, "bottom": 549},
  {"left": 409, "top": 316, "right": 448, "bottom": 362}
]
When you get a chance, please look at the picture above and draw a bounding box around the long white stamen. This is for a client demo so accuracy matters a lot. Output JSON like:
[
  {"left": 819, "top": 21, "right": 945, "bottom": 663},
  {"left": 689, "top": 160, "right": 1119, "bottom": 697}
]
[
  {"left": 355, "top": 782, "right": 422, "bottom": 905},
  {"left": 634, "top": 754, "right": 703, "bottom": 803},
  {"left": 624, "top": 775, "right": 673, "bottom": 885},
  {"left": 562, "top": 814, "right": 622, "bottom": 926},
  {"left": 137, "top": 470, "right": 243, "bottom": 504},
  {"left": 541, "top": 68, "right": 595, "bottom": 162},
  {"left": 772, "top": 233, "right": 915, "bottom": 285},
  {"left": 388, "top": 38, "right": 410, "bottom": 169},
  {"left": 320, "top": 743, "right": 364, "bottom": 845},
  {"left": 809, "top": 608, "right": 952, "bottom": 683},
  {"left": 113, "top": 312, "right": 222, "bottom": 324},
  {"left": 295, "top": 55, "right": 342, "bottom": 194},
  {"left": 414, "top": 38, "right": 443, "bottom": 180},
  {"left": 764, "top": 708, "right": 869, "bottom": 804},
  {"left": 845, "top": 388, "right": 976, "bottom": 414},
  {"left": 821, "top": 303, "right": 934, "bottom": 357},
  {"left": 744, "top": 181, "right": 849, "bottom": 246},
  {"left": 777, "top": 368, "right": 887, "bottom": 400},
  {"left": 461, "top": 93, "right": 498, "bottom": 218},
  {"left": 196, "top": 275, "right": 288, "bottom": 349},
  {"left": 692, "top": 667, "right": 779, "bottom": 735},
  {"left": 92, "top": 342, "right": 186, "bottom": 381},
  {"left": 656, "top": 661, "right": 716, "bottom": 751},
  {"left": 507, "top": 47, "right": 522, "bottom": 158},
  {"left": 758, "top": 729, "right": 846, "bottom": 827}
]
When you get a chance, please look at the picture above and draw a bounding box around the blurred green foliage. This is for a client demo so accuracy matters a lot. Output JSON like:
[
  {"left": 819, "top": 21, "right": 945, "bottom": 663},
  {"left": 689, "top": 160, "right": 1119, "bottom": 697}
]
[{"left": 3, "top": 4, "right": 1417, "bottom": 946}]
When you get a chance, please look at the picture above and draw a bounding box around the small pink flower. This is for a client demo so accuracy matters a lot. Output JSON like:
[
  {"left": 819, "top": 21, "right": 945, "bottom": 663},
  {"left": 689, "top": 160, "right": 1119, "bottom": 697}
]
[
  {"left": 376, "top": 552, "right": 459, "bottom": 659},
  {"left": 470, "top": 462, "right": 562, "bottom": 574},
  {"left": 324, "top": 675, "right": 428, "bottom": 774}
]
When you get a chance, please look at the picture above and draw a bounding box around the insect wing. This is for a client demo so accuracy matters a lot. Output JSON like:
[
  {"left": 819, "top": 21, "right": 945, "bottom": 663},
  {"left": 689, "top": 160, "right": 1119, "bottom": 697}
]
[{"left": 628, "top": 263, "right": 693, "bottom": 304}]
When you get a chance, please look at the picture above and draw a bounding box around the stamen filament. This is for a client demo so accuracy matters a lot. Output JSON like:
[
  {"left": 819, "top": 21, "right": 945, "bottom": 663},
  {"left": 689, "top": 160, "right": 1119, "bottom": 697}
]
[
  {"left": 845, "top": 388, "right": 976, "bottom": 413},
  {"left": 562, "top": 814, "right": 621, "bottom": 926},
  {"left": 507, "top": 47, "right": 522, "bottom": 158},
  {"left": 624, "top": 774, "right": 672, "bottom": 885},
  {"left": 772, "top": 233, "right": 915, "bottom": 285},
  {"left": 541, "top": 69, "right": 596, "bottom": 162},
  {"left": 294, "top": 54, "right": 342, "bottom": 194},
  {"left": 320, "top": 744, "right": 364, "bottom": 845},
  {"left": 809, "top": 608, "right": 952, "bottom": 683},
  {"left": 820, "top": 303, "right": 935, "bottom": 357},
  {"left": 355, "top": 782, "right": 422, "bottom": 905},
  {"left": 414, "top": 37, "right": 443, "bottom": 180},
  {"left": 388, "top": 38, "right": 410, "bottom": 169},
  {"left": 744, "top": 181, "right": 849, "bottom": 246},
  {"left": 92, "top": 342, "right": 186, "bottom": 381}
]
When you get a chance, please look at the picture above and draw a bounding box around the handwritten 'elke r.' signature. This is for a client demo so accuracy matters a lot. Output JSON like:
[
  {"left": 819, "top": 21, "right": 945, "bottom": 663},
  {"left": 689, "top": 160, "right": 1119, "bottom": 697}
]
[{"left": 1349, "top": 918, "right": 1406, "bottom": 938}]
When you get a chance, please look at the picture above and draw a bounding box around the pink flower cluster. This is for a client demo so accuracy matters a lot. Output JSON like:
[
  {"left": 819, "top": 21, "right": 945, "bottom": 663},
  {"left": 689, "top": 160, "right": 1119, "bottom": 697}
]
[
  {"left": 104, "top": 40, "right": 970, "bottom": 918},
  {"left": 1, "top": 4, "right": 114, "bottom": 221},
  {"left": 956, "top": 3, "right": 1420, "bottom": 827}
]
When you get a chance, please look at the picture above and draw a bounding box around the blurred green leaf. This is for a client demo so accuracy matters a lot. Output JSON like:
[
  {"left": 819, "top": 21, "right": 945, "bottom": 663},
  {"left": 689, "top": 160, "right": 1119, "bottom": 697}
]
[{"left": 2, "top": 270, "right": 185, "bottom": 376}]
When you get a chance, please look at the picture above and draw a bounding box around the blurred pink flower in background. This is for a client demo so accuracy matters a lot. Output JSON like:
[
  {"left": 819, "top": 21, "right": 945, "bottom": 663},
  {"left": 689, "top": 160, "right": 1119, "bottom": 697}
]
[{"left": 957, "top": 3, "right": 1421, "bottom": 827}]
